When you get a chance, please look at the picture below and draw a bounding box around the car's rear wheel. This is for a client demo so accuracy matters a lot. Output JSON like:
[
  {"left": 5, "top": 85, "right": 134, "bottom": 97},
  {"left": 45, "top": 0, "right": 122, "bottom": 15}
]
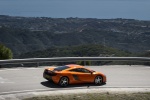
[
  {"left": 94, "top": 75, "right": 103, "bottom": 85},
  {"left": 59, "top": 76, "right": 69, "bottom": 87}
]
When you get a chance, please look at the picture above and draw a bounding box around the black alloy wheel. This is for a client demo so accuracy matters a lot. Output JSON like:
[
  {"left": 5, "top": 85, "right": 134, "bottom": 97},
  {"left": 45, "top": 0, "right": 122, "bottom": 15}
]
[
  {"left": 59, "top": 76, "right": 69, "bottom": 87},
  {"left": 94, "top": 75, "right": 103, "bottom": 85}
]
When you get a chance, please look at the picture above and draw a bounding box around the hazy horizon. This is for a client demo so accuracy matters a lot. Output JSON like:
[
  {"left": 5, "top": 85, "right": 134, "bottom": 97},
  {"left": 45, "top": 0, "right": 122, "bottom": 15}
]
[{"left": 0, "top": 0, "right": 150, "bottom": 20}]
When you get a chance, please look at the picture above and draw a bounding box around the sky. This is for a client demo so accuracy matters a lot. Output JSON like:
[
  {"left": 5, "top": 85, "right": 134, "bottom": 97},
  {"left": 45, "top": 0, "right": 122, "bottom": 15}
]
[{"left": 0, "top": 0, "right": 150, "bottom": 20}]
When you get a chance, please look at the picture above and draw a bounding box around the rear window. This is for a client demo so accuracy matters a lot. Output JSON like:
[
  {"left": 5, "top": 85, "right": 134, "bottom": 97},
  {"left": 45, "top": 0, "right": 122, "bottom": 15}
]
[{"left": 53, "top": 66, "right": 70, "bottom": 71}]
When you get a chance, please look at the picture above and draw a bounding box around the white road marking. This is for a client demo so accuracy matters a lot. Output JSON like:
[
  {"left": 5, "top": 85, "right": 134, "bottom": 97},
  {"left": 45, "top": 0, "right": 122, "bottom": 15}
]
[
  {"left": 0, "top": 69, "right": 21, "bottom": 72},
  {"left": 0, "top": 82, "right": 14, "bottom": 84},
  {"left": 0, "top": 67, "right": 46, "bottom": 71},
  {"left": 0, "top": 87, "right": 93, "bottom": 95},
  {"left": 0, "top": 89, "right": 50, "bottom": 95},
  {"left": 0, "top": 77, "right": 14, "bottom": 84},
  {"left": 0, "top": 87, "right": 150, "bottom": 95}
]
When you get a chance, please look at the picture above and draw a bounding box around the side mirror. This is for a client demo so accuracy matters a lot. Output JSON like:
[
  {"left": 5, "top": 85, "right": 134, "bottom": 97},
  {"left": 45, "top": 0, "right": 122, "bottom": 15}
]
[{"left": 90, "top": 70, "right": 95, "bottom": 74}]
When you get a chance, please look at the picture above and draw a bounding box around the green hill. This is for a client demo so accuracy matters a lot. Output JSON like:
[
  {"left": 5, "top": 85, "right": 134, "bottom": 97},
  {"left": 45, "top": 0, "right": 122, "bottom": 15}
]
[
  {"left": 19, "top": 44, "right": 131, "bottom": 58},
  {"left": 0, "top": 15, "right": 150, "bottom": 58}
]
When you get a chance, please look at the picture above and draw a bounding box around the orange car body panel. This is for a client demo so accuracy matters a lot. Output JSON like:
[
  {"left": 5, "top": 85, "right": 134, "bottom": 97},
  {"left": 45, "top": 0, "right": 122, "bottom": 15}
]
[{"left": 43, "top": 64, "right": 106, "bottom": 85}]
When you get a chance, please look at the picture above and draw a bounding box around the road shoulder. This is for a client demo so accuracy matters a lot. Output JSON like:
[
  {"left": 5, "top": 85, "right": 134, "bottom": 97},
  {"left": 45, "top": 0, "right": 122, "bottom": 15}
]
[{"left": 0, "top": 88, "right": 150, "bottom": 100}]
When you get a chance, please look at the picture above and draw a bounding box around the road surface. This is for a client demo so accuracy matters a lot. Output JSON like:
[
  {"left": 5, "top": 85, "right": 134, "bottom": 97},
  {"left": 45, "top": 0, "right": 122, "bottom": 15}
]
[{"left": 0, "top": 65, "right": 150, "bottom": 95}]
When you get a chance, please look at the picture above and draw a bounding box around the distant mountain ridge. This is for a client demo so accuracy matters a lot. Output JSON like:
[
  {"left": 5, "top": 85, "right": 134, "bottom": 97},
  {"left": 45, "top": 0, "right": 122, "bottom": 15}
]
[{"left": 0, "top": 15, "right": 150, "bottom": 57}]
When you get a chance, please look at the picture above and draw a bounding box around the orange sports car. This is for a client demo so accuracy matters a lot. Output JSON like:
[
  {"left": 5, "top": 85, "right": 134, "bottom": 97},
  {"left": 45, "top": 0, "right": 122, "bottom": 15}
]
[{"left": 43, "top": 64, "right": 106, "bottom": 87}]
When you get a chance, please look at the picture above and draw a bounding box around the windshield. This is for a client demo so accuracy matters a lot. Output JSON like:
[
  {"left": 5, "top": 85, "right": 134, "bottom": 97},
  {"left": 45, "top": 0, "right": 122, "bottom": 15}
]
[{"left": 53, "top": 66, "right": 70, "bottom": 71}]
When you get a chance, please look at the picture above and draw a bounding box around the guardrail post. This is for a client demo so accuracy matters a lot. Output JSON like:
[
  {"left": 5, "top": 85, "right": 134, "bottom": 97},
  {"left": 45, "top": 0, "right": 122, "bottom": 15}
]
[
  {"left": 36, "top": 62, "right": 39, "bottom": 67},
  {"left": 84, "top": 61, "right": 86, "bottom": 66}
]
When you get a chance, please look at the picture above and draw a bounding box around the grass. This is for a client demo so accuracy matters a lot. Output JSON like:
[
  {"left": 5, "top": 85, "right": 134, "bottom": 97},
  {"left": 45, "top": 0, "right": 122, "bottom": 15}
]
[{"left": 23, "top": 92, "right": 150, "bottom": 100}]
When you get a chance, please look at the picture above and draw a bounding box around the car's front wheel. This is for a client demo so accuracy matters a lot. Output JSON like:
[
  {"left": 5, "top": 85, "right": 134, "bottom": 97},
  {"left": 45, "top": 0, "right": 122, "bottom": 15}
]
[
  {"left": 94, "top": 75, "right": 103, "bottom": 85},
  {"left": 59, "top": 76, "right": 69, "bottom": 87}
]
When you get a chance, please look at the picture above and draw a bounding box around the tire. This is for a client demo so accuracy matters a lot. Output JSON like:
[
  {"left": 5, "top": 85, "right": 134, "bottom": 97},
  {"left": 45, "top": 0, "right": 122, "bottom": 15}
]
[
  {"left": 94, "top": 75, "right": 103, "bottom": 85},
  {"left": 59, "top": 76, "right": 69, "bottom": 87}
]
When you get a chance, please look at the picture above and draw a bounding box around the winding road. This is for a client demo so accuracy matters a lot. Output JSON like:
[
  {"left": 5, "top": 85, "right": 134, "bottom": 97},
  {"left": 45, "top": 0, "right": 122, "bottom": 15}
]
[{"left": 0, "top": 65, "right": 150, "bottom": 95}]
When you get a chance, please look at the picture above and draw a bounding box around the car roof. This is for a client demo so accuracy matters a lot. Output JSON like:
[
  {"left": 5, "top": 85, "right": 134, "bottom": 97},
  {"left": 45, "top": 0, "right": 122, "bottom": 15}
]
[{"left": 66, "top": 64, "right": 84, "bottom": 68}]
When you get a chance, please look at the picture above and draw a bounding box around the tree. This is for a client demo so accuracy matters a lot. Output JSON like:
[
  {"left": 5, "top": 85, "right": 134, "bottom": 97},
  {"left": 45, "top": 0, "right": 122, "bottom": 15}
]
[{"left": 0, "top": 44, "right": 13, "bottom": 60}]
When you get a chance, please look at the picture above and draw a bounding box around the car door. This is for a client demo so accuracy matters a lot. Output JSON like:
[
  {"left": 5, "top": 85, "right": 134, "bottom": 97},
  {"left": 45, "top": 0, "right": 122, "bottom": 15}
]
[
  {"left": 77, "top": 68, "right": 95, "bottom": 82},
  {"left": 70, "top": 68, "right": 95, "bottom": 83}
]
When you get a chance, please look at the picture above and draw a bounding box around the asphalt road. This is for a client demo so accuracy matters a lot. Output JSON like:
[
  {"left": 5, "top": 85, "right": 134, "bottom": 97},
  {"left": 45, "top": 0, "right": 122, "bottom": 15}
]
[{"left": 0, "top": 65, "right": 150, "bottom": 95}]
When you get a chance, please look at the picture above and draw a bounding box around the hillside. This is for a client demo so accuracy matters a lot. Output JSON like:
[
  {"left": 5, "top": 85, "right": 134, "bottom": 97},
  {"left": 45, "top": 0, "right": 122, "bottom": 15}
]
[
  {"left": 19, "top": 44, "right": 131, "bottom": 58},
  {"left": 0, "top": 15, "right": 150, "bottom": 57},
  {"left": 19, "top": 44, "right": 133, "bottom": 66}
]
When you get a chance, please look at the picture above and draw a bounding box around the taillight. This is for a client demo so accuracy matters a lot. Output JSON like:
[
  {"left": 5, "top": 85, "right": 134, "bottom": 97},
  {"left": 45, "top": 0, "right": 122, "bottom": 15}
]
[
  {"left": 52, "top": 73, "right": 57, "bottom": 76},
  {"left": 44, "top": 69, "right": 57, "bottom": 76}
]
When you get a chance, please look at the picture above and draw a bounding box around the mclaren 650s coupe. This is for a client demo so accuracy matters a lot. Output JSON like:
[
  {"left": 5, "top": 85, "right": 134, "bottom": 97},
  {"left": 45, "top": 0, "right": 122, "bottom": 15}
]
[{"left": 43, "top": 64, "right": 106, "bottom": 87}]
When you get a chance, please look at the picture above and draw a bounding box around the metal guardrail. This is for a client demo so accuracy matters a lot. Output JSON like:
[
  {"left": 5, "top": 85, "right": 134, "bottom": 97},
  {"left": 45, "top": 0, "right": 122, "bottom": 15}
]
[{"left": 0, "top": 57, "right": 150, "bottom": 65}]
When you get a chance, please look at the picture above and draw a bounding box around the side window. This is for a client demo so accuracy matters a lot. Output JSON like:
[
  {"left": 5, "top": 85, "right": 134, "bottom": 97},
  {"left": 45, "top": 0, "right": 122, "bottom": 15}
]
[
  {"left": 80, "top": 68, "right": 91, "bottom": 73},
  {"left": 69, "top": 68, "right": 79, "bottom": 72},
  {"left": 69, "top": 68, "right": 91, "bottom": 73}
]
